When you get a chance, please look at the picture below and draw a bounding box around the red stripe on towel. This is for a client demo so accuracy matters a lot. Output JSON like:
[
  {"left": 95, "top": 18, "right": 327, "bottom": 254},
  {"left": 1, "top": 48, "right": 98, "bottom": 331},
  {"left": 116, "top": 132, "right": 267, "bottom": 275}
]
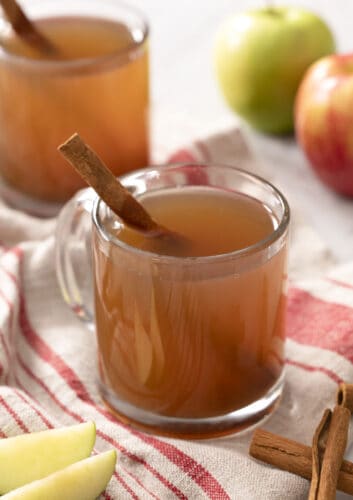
[
  {"left": 13, "top": 388, "right": 54, "bottom": 429},
  {"left": 286, "top": 359, "right": 343, "bottom": 384},
  {"left": 0, "top": 394, "right": 29, "bottom": 433},
  {"left": 287, "top": 288, "right": 353, "bottom": 362}
]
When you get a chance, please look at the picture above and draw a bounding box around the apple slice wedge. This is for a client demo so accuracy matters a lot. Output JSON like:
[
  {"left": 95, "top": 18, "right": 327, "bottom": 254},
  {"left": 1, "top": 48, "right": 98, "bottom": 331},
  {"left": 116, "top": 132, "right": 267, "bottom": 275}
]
[
  {"left": 0, "top": 422, "right": 96, "bottom": 493},
  {"left": 1, "top": 449, "right": 117, "bottom": 500}
]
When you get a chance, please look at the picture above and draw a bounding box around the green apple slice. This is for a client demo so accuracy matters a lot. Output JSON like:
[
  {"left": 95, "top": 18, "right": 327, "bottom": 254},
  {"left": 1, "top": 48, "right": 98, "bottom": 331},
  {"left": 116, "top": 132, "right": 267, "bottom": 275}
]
[
  {"left": 1, "top": 450, "right": 117, "bottom": 500},
  {"left": 0, "top": 422, "right": 96, "bottom": 493}
]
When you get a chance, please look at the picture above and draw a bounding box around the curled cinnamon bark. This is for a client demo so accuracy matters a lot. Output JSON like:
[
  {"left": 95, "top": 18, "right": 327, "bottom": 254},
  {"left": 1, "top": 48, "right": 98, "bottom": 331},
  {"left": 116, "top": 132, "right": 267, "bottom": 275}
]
[
  {"left": 314, "top": 406, "right": 350, "bottom": 499},
  {"left": 309, "top": 409, "right": 331, "bottom": 499},
  {"left": 249, "top": 429, "right": 353, "bottom": 495},
  {"left": 250, "top": 382, "right": 353, "bottom": 498},
  {"left": 337, "top": 383, "right": 353, "bottom": 413}
]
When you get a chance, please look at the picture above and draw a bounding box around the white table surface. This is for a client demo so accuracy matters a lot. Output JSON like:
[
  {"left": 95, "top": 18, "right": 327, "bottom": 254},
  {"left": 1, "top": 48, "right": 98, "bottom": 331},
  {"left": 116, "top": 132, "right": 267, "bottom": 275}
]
[
  {"left": 133, "top": 1, "right": 353, "bottom": 498},
  {"left": 133, "top": 0, "right": 353, "bottom": 267}
]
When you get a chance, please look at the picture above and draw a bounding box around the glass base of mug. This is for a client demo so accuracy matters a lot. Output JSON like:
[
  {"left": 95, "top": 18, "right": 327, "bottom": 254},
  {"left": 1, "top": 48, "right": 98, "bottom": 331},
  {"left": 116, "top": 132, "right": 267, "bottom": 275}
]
[
  {"left": 99, "top": 372, "right": 284, "bottom": 440},
  {"left": 0, "top": 176, "right": 63, "bottom": 217}
]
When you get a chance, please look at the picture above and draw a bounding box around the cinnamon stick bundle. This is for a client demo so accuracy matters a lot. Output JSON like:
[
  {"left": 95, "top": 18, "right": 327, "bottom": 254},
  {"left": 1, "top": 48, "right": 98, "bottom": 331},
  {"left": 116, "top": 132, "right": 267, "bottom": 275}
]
[
  {"left": 249, "top": 429, "right": 353, "bottom": 495},
  {"left": 309, "top": 383, "right": 353, "bottom": 498}
]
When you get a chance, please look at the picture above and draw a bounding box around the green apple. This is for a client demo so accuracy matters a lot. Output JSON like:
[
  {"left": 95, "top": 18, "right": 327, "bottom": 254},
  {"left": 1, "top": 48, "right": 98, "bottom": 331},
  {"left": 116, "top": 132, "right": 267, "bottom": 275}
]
[
  {"left": 214, "top": 7, "right": 335, "bottom": 134},
  {"left": 1, "top": 450, "right": 117, "bottom": 500},
  {"left": 0, "top": 422, "right": 96, "bottom": 493}
]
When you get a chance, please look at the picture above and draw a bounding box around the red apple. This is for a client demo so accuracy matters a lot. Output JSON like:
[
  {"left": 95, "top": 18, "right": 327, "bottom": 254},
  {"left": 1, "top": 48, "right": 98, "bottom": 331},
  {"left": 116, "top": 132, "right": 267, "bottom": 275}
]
[{"left": 295, "top": 54, "right": 353, "bottom": 196}]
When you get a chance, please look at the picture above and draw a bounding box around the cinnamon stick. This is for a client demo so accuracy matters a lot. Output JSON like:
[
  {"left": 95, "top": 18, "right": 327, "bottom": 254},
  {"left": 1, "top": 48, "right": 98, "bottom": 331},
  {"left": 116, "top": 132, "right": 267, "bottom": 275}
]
[
  {"left": 309, "top": 409, "right": 331, "bottom": 499},
  {"left": 58, "top": 133, "right": 161, "bottom": 234},
  {"left": 337, "top": 383, "right": 353, "bottom": 413},
  {"left": 249, "top": 429, "right": 353, "bottom": 495},
  {"left": 0, "top": 0, "right": 56, "bottom": 55},
  {"left": 59, "top": 134, "right": 191, "bottom": 256},
  {"left": 315, "top": 405, "right": 351, "bottom": 499}
]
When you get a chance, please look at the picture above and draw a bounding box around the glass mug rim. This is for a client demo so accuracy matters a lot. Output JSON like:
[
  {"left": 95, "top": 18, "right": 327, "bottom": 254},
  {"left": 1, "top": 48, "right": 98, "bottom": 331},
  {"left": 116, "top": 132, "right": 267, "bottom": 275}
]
[
  {"left": 92, "top": 162, "right": 290, "bottom": 265},
  {"left": 0, "top": 0, "right": 149, "bottom": 74}
]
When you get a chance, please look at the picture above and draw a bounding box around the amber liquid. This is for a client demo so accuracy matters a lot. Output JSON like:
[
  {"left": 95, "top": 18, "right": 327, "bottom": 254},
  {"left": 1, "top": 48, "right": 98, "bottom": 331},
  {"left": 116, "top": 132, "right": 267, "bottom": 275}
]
[
  {"left": 93, "top": 188, "right": 287, "bottom": 420},
  {"left": 0, "top": 16, "right": 149, "bottom": 202}
]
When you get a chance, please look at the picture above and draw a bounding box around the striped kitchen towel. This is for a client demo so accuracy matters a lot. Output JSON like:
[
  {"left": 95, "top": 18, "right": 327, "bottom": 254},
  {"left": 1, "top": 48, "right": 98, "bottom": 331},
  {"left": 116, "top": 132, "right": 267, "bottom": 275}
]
[{"left": 0, "top": 127, "right": 352, "bottom": 499}]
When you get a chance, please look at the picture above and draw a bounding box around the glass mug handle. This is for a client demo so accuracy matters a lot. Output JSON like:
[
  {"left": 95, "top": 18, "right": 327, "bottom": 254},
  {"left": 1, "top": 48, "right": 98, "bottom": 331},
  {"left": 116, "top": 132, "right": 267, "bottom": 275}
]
[{"left": 55, "top": 188, "right": 96, "bottom": 330}]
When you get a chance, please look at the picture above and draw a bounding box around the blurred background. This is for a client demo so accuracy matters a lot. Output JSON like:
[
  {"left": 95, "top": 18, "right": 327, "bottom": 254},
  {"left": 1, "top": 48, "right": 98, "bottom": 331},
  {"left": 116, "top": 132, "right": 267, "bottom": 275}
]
[{"left": 132, "top": 0, "right": 347, "bottom": 145}]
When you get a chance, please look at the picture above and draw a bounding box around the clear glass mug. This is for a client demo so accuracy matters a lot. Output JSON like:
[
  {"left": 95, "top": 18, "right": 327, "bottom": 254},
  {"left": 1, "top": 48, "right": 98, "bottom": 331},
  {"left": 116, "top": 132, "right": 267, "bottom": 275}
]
[
  {"left": 0, "top": 0, "right": 149, "bottom": 216},
  {"left": 56, "top": 163, "right": 290, "bottom": 439}
]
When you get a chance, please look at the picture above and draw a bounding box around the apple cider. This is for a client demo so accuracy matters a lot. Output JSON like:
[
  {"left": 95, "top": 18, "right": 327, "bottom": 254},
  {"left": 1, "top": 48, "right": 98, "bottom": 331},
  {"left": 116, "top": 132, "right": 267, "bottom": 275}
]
[
  {"left": 93, "top": 186, "right": 287, "bottom": 424},
  {"left": 0, "top": 10, "right": 149, "bottom": 204}
]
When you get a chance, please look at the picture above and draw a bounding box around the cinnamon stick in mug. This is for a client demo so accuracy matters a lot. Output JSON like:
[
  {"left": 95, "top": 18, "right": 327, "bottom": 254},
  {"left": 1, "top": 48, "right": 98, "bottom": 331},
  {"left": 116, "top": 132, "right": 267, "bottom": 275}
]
[{"left": 249, "top": 429, "right": 353, "bottom": 495}]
